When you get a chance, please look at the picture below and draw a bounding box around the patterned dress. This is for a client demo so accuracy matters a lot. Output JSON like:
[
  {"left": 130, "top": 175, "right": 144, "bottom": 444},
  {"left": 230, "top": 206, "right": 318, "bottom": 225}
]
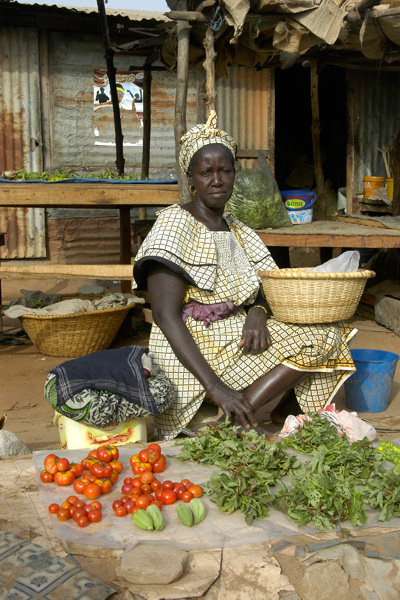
[{"left": 133, "top": 205, "right": 357, "bottom": 440}]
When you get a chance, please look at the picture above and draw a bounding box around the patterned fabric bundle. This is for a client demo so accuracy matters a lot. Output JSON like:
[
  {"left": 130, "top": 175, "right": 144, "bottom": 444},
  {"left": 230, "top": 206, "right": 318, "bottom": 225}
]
[
  {"left": 178, "top": 110, "right": 237, "bottom": 173},
  {"left": 44, "top": 346, "right": 175, "bottom": 428}
]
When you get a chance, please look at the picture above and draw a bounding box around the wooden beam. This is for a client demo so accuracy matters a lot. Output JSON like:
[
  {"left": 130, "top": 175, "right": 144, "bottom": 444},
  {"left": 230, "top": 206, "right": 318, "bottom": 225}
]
[
  {"left": 141, "top": 67, "right": 152, "bottom": 180},
  {"left": 310, "top": 61, "right": 326, "bottom": 218},
  {"left": 97, "top": 0, "right": 125, "bottom": 175},
  {"left": 203, "top": 25, "right": 217, "bottom": 116},
  {"left": 0, "top": 264, "right": 134, "bottom": 280},
  {"left": 392, "top": 128, "right": 400, "bottom": 217},
  {"left": 174, "top": 0, "right": 191, "bottom": 203},
  {"left": 166, "top": 11, "right": 207, "bottom": 22}
]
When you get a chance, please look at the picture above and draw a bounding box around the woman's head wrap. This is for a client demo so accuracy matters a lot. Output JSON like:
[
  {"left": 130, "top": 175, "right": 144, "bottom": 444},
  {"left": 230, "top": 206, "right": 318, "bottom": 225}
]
[{"left": 179, "top": 111, "right": 237, "bottom": 173}]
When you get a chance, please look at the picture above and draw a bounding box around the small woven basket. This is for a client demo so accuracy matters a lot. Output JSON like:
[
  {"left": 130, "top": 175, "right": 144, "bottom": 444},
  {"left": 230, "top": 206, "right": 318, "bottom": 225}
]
[
  {"left": 20, "top": 304, "right": 132, "bottom": 357},
  {"left": 258, "top": 268, "right": 375, "bottom": 324}
]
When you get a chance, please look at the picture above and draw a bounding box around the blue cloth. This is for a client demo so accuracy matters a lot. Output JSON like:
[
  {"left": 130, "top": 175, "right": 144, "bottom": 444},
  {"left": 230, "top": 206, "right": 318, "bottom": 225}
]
[{"left": 49, "top": 346, "right": 162, "bottom": 415}]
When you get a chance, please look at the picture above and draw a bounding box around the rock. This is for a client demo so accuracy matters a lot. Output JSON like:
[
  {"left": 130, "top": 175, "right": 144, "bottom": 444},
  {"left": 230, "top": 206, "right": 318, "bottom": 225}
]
[
  {"left": 302, "top": 562, "right": 350, "bottom": 600},
  {"left": 120, "top": 543, "right": 189, "bottom": 584},
  {"left": 375, "top": 295, "right": 400, "bottom": 337},
  {"left": 0, "top": 430, "right": 31, "bottom": 457}
]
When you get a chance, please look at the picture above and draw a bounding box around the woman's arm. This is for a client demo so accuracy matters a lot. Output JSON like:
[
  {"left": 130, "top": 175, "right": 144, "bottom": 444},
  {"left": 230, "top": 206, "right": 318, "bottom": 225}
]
[{"left": 147, "top": 262, "right": 257, "bottom": 428}]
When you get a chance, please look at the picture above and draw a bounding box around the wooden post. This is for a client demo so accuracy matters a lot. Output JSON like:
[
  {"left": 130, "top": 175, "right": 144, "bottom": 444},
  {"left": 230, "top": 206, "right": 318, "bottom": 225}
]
[
  {"left": 203, "top": 25, "right": 217, "bottom": 116},
  {"left": 393, "top": 128, "right": 400, "bottom": 217},
  {"left": 97, "top": 0, "right": 125, "bottom": 175},
  {"left": 174, "top": 0, "right": 191, "bottom": 203},
  {"left": 141, "top": 67, "right": 152, "bottom": 180},
  {"left": 310, "top": 61, "right": 325, "bottom": 219}
]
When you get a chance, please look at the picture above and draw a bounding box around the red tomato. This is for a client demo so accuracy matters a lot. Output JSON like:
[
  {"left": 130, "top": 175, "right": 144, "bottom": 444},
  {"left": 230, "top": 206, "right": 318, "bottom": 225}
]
[
  {"left": 94, "top": 478, "right": 112, "bottom": 495},
  {"left": 150, "top": 479, "right": 161, "bottom": 491},
  {"left": 56, "top": 457, "right": 71, "bottom": 472},
  {"left": 90, "top": 461, "right": 112, "bottom": 479},
  {"left": 44, "top": 453, "right": 60, "bottom": 474},
  {"left": 90, "top": 500, "right": 102, "bottom": 511},
  {"left": 140, "top": 484, "right": 152, "bottom": 495},
  {"left": 150, "top": 500, "right": 163, "bottom": 510},
  {"left": 40, "top": 469, "right": 54, "bottom": 483},
  {"left": 181, "top": 490, "right": 194, "bottom": 503},
  {"left": 161, "top": 490, "right": 177, "bottom": 505},
  {"left": 147, "top": 449, "right": 161, "bottom": 465},
  {"left": 70, "top": 463, "right": 84, "bottom": 478},
  {"left": 77, "top": 515, "right": 89, "bottom": 527},
  {"left": 147, "top": 443, "right": 161, "bottom": 454},
  {"left": 187, "top": 484, "right": 203, "bottom": 498},
  {"left": 129, "top": 454, "right": 140, "bottom": 468},
  {"left": 180, "top": 479, "right": 192, "bottom": 490},
  {"left": 57, "top": 508, "right": 70, "bottom": 521},
  {"left": 138, "top": 449, "right": 149, "bottom": 463},
  {"left": 112, "top": 500, "right": 123, "bottom": 511},
  {"left": 75, "top": 499, "right": 86, "bottom": 509},
  {"left": 88, "top": 449, "right": 99, "bottom": 459},
  {"left": 87, "top": 509, "right": 102, "bottom": 523},
  {"left": 131, "top": 478, "right": 143, "bottom": 490},
  {"left": 97, "top": 444, "right": 119, "bottom": 463},
  {"left": 121, "top": 482, "right": 133, "bottom": 495},
  {"left": 123, "top": 500, "right": 136, "bottom": 513},
  {"left": 109, "top": 469, "right": 119, "bottom": 485},
  {"left": 115, "top": 506, "right": 128, "bottom": 517},
  {"left": 175, "top": 486, "right": 185, "bottom": 500},
  {"left": 72, "top": 508, "right": 87, "bottom": 522},
  {"left": 84, "top": 483, "right": 101, "bottom": 500},
  {"left": 109, "top": 460, "right": 123, "bottom": 474},
  {"left": 135, "top": 496, "right": 150, "bottom": 509},
  {"left": 81, "top": 457, "right": 96, "bottom": 470},
  {"left": 144, "top": 494, "right": 155, "bottom": 503},
  {"left": 131, "top": 506, "right": 141, "bottom": 515},
  {"left": 124, "top": 477, "right": 134, "bottom": 485},
  {"left": 83, "top": 503, "right": 95, "bottom": 514},
  {"left": 152, "top": 455, "right": 166, "bottom": 474},
  {"left": 66, "top": 495, "right": 79, "bottom": 505},
  {"left": 155, "top": 489, "right": 163, "bottom": 501},
  {"left": 73, "top": 478, "right": 87, "bottom": 494},
  {"left": 54, "top": 470, "right": 75, "bottom": 486},
  {"left": 139, "top": 471, "right": 154, "bottom": 485},
  {"left": 128, "top": 493, "right": 140, "bottom": 504},
  {"left": 161, "top": 480, "right": 174, "bottom": 491},
  {"left": 48, "top": 503, "right": 60, "bottom": 514},
  {"left": 61, "top": 500, "right": 73, "bottom": 511},
  {"left": 131, "top": 463, "right": 145, "bottom": 476}
]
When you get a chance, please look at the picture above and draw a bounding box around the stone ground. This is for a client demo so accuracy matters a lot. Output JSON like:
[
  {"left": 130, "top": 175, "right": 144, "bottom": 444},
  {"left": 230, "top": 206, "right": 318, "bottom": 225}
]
[{"left": 1, "top": 275, "right": 400, "bottom": 599}]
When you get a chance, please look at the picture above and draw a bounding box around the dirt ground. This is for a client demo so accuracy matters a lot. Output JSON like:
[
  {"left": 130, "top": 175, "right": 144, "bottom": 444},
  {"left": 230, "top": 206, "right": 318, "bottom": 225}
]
[{"left": 2, "top": 275, "right": 400, "bottom": 600}]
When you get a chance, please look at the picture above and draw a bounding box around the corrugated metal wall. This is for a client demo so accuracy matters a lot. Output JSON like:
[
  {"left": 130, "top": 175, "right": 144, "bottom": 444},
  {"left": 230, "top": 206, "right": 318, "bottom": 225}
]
[
  {"left": 0, "top": 26, "right": 46, "bottom": 259},
  {"left": 348, "top": 69, "right": 400, "bottom": 195},
  {"left": 216, "top": 66, "right": 274, "bottom": 169},
  {"left": 49, "top": 31, "right": 198, "bottom": 176}
]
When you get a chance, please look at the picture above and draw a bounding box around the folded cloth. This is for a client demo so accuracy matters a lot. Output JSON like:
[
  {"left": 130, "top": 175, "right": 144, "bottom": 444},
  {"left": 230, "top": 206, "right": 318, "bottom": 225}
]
[
  {"left": 49, "top": 346, "right": 165, "bottom": 416},
  {"left": 181, "top": 300, "right": 240, "bottom": 327}
]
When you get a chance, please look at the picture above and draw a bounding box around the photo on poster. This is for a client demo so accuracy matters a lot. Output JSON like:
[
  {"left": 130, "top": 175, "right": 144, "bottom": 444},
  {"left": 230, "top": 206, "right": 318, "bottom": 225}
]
[{"left": 93, "top": 69, "right": 143, "bottom": 117}]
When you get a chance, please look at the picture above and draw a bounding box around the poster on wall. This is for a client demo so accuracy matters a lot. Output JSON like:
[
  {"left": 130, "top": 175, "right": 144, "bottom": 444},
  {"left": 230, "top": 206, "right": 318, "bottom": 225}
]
[{"left": 93, "top": 70, "right": 144, "bottom": 148}]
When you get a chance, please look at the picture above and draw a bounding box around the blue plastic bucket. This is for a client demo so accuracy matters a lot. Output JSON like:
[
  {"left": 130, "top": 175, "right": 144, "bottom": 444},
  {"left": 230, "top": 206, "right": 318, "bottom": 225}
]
[
  {"left": 280, "top": 190, "right": 317, "bottom": 224},
  {"left": 344, "top": 349, "right": 399, "bottom": 413}
]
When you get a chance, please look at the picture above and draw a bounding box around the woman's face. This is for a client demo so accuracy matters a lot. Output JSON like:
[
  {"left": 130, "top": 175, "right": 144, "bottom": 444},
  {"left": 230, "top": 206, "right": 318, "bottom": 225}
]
[{"left": 187, "top": 144, "right": 235, "bottom": 212}]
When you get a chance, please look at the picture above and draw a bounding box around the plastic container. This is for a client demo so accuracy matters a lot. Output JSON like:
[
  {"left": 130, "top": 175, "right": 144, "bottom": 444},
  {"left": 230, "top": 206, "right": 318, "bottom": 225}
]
[
  {"left": 280, "top": 190, "right": 317, "bottom": 224},
  {"left": 363, "top": 176, "right": 385, "bottom": 199},
  {"left": 344, "top": 349, "right": 399, "bottom": 413},
  {"left": 58, "top": 415, "right": 147, "bottom": 450},
  {"left": 386, "top": 177, "right": 394, "bottom": 201}
]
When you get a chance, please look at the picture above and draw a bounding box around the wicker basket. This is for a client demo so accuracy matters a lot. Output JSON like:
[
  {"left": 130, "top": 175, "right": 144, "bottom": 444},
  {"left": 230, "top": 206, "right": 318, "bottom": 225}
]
[
  {"left": 19, "top": 304, "right": 133, "bottom": 357},
  {"left": 258, "top": 268, "right": 375, "bottom": 324}
]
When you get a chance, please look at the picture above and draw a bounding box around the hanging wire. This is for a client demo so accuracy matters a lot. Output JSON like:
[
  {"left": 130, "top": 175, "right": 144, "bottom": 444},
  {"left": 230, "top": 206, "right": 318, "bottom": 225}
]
[
  {"left": 249, "top": 16, "right": 263, "bottom": 39},
  {"left": 210, "top": 5, "right": 224, "bottom": 31}
]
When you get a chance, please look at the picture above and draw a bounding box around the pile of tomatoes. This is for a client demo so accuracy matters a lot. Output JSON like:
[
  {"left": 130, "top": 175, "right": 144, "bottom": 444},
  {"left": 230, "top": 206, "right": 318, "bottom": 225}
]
[
  {"left": 129, "top": 442, "right": 167, "bottom": 475},
  {"left": 40, "top": 454, "right": 84, "bottom": 486},
  {"left": 72, "top": 445, "right": 123, "bottom": 500},
  {"left": 48, "top": 495, "right": 103, "bottom": 528}
]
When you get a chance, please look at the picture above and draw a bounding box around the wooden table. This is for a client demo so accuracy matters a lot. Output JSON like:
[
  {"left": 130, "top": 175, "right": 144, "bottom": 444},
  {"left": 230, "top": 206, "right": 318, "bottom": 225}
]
[
  {"left": 0, "top": 181, "right": 179, "bottom": 291},
  {"left": 257, "top": 218, "right": 400, "bottom": 266}
]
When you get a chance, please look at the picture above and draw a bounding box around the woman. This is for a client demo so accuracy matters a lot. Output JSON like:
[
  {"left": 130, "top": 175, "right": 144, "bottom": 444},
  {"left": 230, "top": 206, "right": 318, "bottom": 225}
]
[{"left": 133, "top": 112, "right": 356, "bottom": 440}]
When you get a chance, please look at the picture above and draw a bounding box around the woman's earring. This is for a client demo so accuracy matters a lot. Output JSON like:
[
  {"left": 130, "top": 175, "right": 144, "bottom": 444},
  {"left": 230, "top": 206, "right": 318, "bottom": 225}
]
[{"left": 189, "top": 185, "right": 196, "bottom": 196}]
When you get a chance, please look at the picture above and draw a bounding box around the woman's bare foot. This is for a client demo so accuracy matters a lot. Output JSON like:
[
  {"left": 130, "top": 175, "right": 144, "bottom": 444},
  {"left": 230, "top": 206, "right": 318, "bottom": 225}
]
[{"left": 270, "top": 388, "right": 301, "bottom": 425}]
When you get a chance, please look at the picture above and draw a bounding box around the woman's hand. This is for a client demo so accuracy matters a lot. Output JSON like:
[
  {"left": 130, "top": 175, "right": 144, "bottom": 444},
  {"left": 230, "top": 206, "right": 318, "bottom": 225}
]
[
  {"left": 238, "top": 307, "right": 271, "bottom": 355},
  {"left": 206, "top": 381, "right": 258, "bottom": 428}
]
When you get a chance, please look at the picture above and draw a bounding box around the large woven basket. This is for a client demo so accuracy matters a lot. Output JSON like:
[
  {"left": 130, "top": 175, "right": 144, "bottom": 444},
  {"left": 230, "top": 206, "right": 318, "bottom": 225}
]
[
  {"left": 19, "top": 304, "right": 132, "bottom": 357},
  {"left": 258, "top": 268, "right": 375, "bottom": 324}
]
